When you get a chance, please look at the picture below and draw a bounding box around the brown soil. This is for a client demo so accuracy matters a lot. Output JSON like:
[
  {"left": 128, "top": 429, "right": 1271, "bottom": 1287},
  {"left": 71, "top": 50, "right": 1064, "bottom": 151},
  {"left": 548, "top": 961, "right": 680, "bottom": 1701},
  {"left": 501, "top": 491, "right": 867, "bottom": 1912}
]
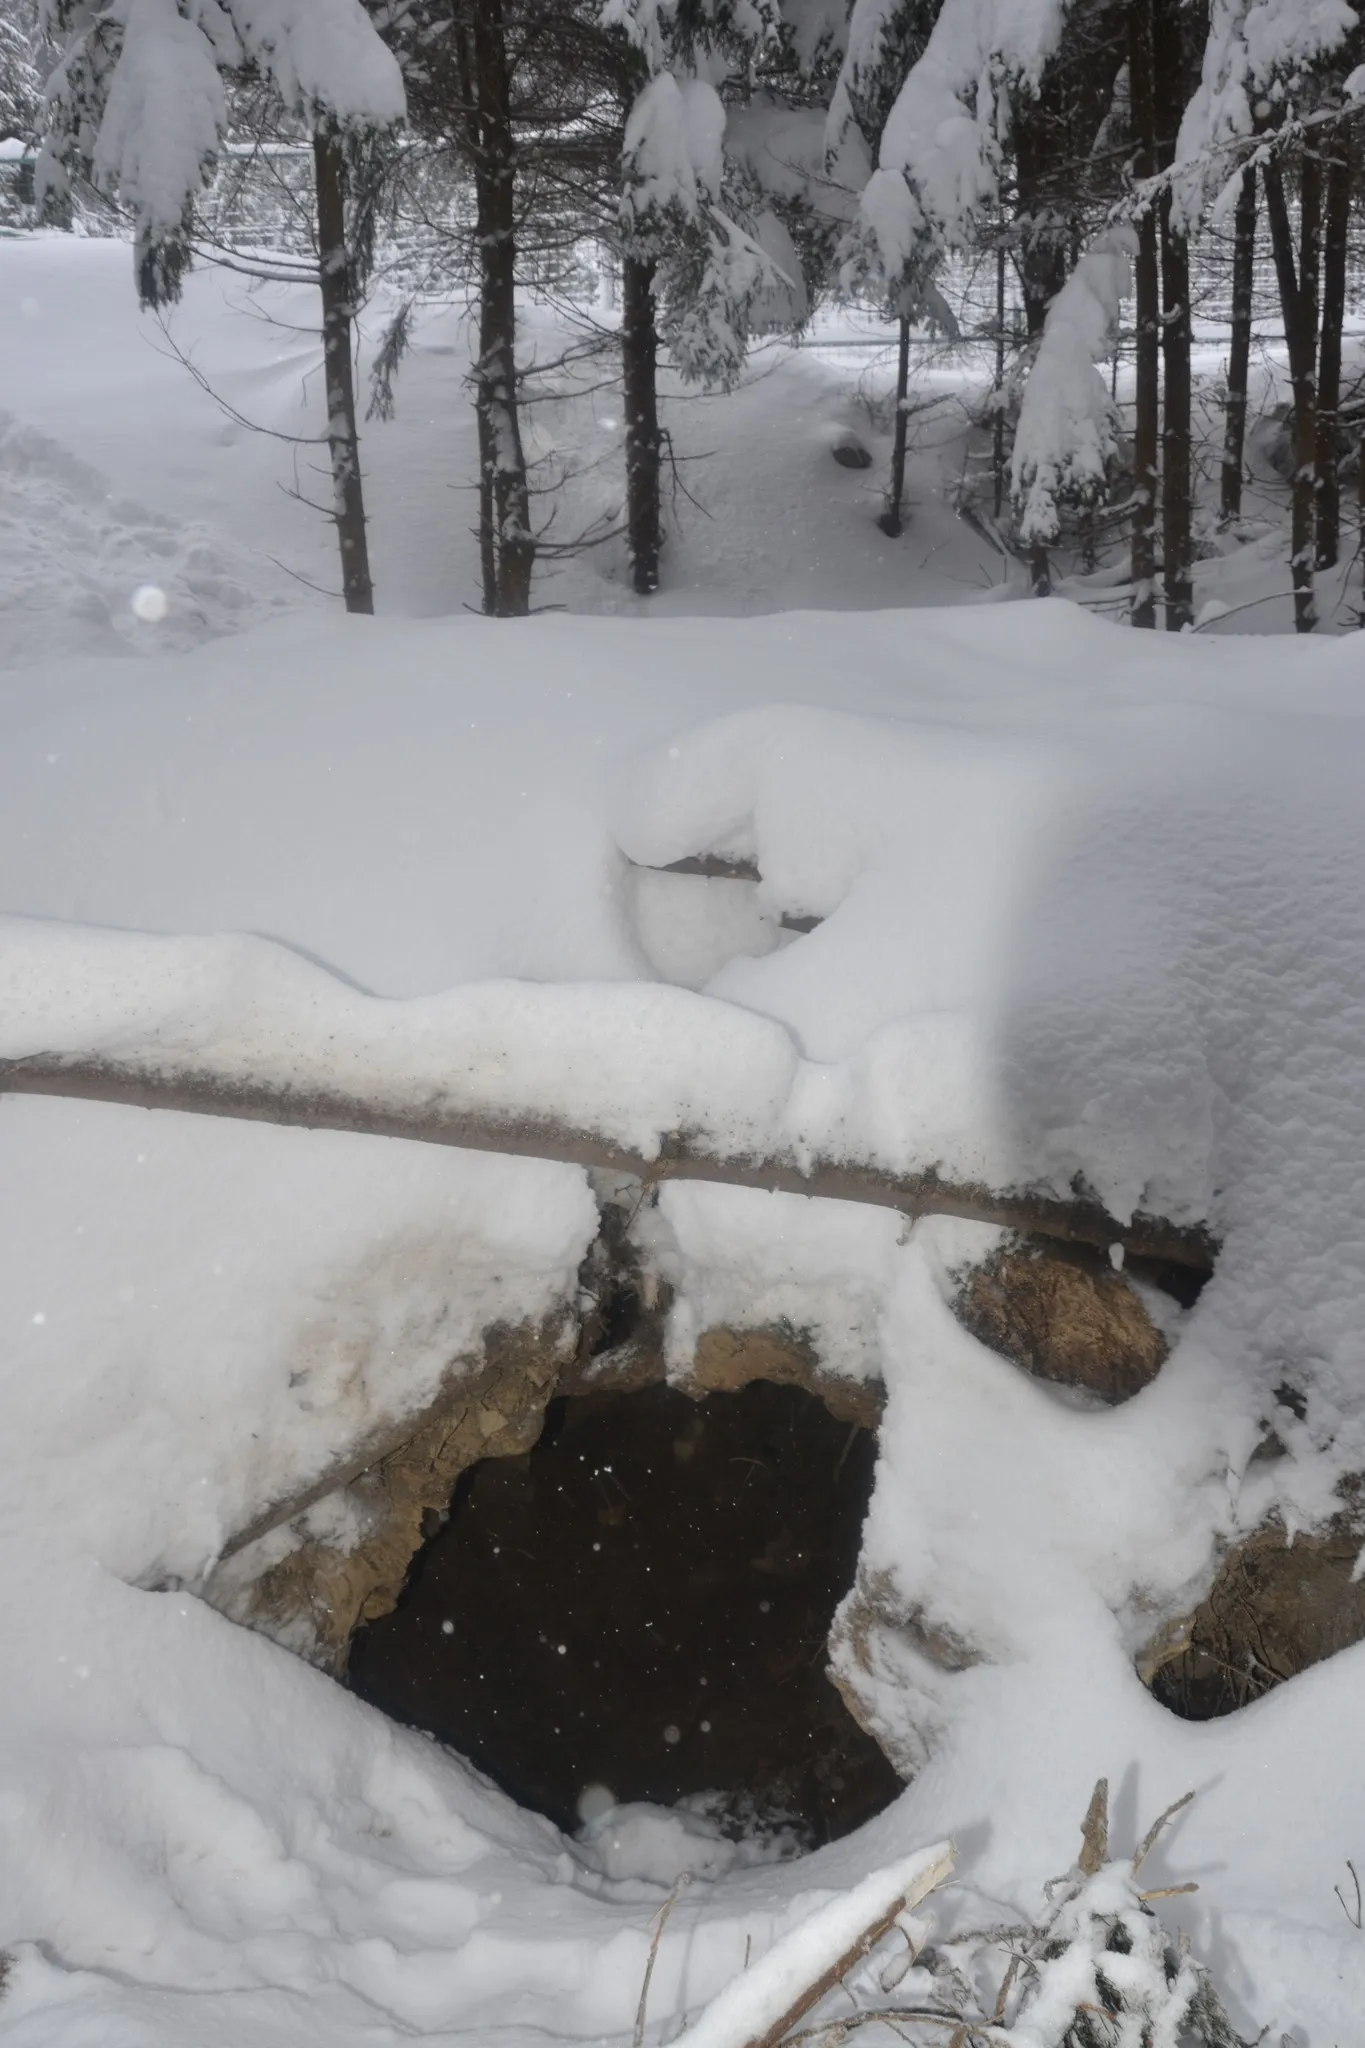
[
  {"left": 1147, "top": 1504, "right": 1365, "bottom": 1718},
  {"left": 953, "top": 1240, "right": 1169, "bottom": 1404}
]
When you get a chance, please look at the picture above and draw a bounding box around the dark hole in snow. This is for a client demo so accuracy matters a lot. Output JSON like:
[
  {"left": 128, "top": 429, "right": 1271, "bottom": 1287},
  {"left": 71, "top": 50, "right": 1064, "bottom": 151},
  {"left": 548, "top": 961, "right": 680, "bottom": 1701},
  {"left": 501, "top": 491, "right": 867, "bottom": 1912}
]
[
  {"left": 829, "top": 429, "right": 874, "bottom": 470},
  {"left": 347, "top": 1379, "right": 901, "bottom": 1845}
]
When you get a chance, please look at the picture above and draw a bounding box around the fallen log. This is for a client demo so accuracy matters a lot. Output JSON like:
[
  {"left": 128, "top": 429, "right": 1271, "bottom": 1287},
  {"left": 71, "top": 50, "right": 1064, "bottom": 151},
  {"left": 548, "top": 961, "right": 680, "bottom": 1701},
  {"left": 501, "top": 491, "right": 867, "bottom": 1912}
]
[{"left": 0, "top": 1053, "right": 1215, "bottom": 1274}]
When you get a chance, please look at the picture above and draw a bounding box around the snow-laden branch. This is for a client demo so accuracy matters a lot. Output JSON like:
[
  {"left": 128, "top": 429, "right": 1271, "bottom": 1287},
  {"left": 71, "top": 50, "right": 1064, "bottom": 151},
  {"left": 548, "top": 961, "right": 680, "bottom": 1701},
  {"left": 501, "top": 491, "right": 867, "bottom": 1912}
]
[
  {"left": 670, "top": 1841, "right": 954, "bottom": 2048},
  {"left": 40, "top": 0, "right": 405, "bottom": 305},
  {"left": 1012, "top": 231, "right": 1133, "bottom": 544},
  {"left": 847, "top": 0, "right": 1068, "bottom": 284},
  {"left": 0, "top": 918, "right": 1215, "bottom": 1272},
  {"left": 1173, "top": 0, "right": 1359, "bottom": 226}
]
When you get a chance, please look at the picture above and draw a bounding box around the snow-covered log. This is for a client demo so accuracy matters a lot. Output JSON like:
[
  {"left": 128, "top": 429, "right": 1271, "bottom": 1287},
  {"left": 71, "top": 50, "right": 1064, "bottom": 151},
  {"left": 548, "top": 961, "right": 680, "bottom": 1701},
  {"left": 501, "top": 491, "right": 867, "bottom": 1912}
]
[
  {"left": 669, "top": 1840, "right": 954, "bottom": 2048},
  {"left": 0, "top": 917, "right": 1215, "bottom": 1272}
]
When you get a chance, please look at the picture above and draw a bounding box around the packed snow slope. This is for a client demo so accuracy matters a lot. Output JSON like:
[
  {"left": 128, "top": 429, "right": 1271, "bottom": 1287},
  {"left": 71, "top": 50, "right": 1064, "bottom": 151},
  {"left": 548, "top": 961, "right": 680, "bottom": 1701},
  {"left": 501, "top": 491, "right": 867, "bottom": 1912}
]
[{"left": 3, "top": 596, "right": 1365, "bottom": 2046}]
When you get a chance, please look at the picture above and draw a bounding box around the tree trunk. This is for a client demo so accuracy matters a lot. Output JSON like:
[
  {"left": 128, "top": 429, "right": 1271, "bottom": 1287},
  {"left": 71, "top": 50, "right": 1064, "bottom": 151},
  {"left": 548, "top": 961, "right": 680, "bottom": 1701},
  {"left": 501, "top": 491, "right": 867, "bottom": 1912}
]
[
  {"left": 1263, "top": 153, "right": 1321, "bottom": 632},
  {"left": 622, "top": 253, "right": 663, "bottom": 594},
  {"left": 1220, "top": 167, "right": 1257, "bottom": 526},
  {"left": 1316, "top": 130, "right": 1351, "bottom": 570},
  {"left": 1159, "top": 191, "right": 1194, "bottom": 630},
  {"left": 1128, "top": 0, "right": 1159, "bottom": 629},
  {"left": 878, "top": 311, "right": 912, "bottom": 538},
  {"left": 313, "top": 128, "right": 375, "bottom": 616},
  {"left": 993, "top": 237, "right": 1008, "bottom": 520},
  {"left": 469, "top": 0, "right": 534, "bottom": 618},
  {"left": 1153, "top": 0, "right": 1193, "bottom": 631}
]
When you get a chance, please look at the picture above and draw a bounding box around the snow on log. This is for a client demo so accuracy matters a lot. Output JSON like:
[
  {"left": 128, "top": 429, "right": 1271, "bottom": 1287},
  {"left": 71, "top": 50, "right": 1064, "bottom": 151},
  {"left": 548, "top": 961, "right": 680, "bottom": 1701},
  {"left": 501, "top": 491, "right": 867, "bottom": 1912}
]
[
  {"left": 669, "top": 1841, "right": 955, "bottom": 2048},
  {"left": 0, "top": 917, "right": 1215, "bottom": 1272}
]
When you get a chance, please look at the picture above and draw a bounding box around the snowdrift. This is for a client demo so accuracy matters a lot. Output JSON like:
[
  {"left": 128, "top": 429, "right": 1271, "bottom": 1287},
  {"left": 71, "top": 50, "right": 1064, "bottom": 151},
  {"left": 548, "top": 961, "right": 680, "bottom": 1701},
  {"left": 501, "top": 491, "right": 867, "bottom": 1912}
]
[{"left": 3, "top": 600, "right": 1365, "bottom": 2044}]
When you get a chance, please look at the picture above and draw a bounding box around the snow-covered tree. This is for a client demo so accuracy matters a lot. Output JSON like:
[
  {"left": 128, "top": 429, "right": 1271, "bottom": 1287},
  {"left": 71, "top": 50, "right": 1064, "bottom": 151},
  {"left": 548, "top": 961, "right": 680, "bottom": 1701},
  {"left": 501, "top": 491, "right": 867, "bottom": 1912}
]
[
  {"left": 40, "top": 0, "right": 405, "bottom": 307},
  {"left": 842, "top": 0, "right": 1071, "bottom": 290},
  {"left": 39, "top": 0, "right": 405, "bottom": 615},
  {"left": 609, "top": 3, "right": 792, "bottom": 393},
  {"left": 1011, "top": 230, "right": 1131, "bottom": 553},
  {"left": 1168, "top": 0, "right": 1360, "bottom": 630},
  {"left": 0, "top": 2, "right": 45, "bottom": 148},
  {"left": 601, "top": 0, "right": 806, "bottom": 594}
]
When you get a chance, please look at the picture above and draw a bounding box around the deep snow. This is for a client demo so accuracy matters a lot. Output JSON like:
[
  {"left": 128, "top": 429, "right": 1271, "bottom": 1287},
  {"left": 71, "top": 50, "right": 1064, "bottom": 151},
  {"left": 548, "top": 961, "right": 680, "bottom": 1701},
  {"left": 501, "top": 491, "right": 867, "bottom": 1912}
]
[{"left": 4, "top": 232, "right": 1365, "bottom": 2047}]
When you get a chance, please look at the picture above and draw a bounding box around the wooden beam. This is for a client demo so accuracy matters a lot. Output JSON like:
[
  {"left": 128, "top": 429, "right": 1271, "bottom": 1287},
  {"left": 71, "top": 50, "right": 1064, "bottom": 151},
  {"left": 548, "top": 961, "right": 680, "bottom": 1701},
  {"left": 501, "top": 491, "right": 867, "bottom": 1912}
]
[{"left": 1, "top": 1053, "right": 1217, "bottom": 1274}]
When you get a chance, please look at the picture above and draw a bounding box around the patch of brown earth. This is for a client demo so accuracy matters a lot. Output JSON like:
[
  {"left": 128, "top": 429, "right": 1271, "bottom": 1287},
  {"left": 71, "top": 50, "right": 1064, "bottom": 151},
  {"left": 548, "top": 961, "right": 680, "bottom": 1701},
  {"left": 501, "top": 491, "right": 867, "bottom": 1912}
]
[
  {"left": 207, "top": 1316, "right": 572, "bottom": 1671},
  {"left": 953, "top": 1240, "right": 1168, "bottom": 1404},
  {"left": 1145, "top": 1500, "right": 1365, "bottom": 1717}
]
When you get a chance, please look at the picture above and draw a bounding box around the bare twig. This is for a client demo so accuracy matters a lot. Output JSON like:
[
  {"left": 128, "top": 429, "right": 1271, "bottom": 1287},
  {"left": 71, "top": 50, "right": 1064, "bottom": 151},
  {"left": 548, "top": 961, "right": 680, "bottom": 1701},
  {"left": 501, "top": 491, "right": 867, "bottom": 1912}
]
[
  {"left": 1078, "top": 1779, "right": 1109, "bottom": 1877},
  {"left": 635, "top": 1875, "right": 691, "bottom": 2048},
  {"left": 1132, "top": 1790, "right": 1196, "bottom": 1875}
]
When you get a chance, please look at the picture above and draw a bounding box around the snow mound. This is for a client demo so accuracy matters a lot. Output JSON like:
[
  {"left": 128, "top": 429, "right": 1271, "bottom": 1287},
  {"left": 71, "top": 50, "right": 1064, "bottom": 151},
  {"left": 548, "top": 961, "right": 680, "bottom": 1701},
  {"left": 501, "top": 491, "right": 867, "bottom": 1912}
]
[{"left": 0, "top": 413, "right": 292, "bottom": 668}]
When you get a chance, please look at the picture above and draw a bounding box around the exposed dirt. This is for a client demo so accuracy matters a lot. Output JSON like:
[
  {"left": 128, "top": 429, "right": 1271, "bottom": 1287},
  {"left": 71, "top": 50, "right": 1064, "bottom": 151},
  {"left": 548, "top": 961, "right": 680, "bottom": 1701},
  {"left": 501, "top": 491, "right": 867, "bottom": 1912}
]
[
  {"left": 953, "top": 1239, "right": 1169, "bottom": 1404},
  {"left": 346, "top": 1380, "right": 903, "bottom": 1844},
  {"left": 1147, "top": 1500, "right": 1365, "bottom": 1718},
  {"left": 207, "top": 1317, "right": 571, "bottom": 1671}
]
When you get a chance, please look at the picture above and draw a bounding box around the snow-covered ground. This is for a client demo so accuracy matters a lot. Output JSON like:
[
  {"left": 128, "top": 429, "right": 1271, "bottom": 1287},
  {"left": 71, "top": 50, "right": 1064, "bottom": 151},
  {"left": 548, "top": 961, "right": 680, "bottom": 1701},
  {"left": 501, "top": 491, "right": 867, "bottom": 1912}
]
[{"left": 4, "top": 231, "right": 1365, "bottom": 2047}]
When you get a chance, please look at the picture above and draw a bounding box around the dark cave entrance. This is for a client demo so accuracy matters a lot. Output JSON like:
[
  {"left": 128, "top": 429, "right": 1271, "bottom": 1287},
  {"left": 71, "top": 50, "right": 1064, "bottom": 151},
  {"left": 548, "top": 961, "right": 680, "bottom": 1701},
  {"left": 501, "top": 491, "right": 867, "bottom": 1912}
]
[{"left": 347, "top": 1379, "right": 902, "bottom": 1845}]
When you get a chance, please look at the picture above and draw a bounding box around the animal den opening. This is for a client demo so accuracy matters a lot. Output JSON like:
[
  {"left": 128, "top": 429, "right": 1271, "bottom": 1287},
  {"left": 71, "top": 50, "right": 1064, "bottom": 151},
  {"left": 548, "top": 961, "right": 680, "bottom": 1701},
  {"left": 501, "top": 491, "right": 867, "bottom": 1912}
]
[{"left": 346, "top": 1378, "right": 903, "bottom": 1846}]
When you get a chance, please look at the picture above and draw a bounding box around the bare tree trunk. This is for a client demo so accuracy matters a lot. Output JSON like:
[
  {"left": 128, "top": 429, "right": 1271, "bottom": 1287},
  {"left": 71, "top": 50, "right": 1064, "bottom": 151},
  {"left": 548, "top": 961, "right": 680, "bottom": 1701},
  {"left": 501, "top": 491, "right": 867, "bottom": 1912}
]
[
  {"left": 1153, "top": 0, "right": 1193, "bottom": 630},
  {"left": 476, "top": 410, "right": 498, "bottom": 616},
  {"left": 1220, "top": 167, "right": 1257, "bottom": 526},
  {"left": 622, "top": 252, "right": 662, "bottom": 594},
  {"left": 313, "top": 128, "right": 375, "bottom": 616},
  {"left": 1129, "top": 0, "right": 1159, "bottom": 628},
  {"left": 993, "top": 237, "right": 1007, "bottom": 520},
  {"left": 469, "top": 0, "right": 534, "bottom": 618},
  {"left": 878, "top": 311, "right": 912, "bottom": 538},
  {"left": 1160, "top": 190, "right": 1194, "bottom": 629},
  {"left": 1264, "top": 153, "right": 1321, "bottom": 632},
  {"left": 1316, "top": 130, "right": 1352, "bottom": 570}
]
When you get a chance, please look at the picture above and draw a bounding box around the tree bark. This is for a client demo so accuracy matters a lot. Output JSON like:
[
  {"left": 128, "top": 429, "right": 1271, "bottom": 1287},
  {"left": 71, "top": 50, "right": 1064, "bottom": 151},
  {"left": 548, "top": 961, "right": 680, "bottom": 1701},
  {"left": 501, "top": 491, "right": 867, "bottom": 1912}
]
[
  {"left": 622, "top": 252, "right": 663, "bottom": 594},
  {"left": 1128, "top": 0, "right": 1159, "bottom": 628},
  {"left": 1315, "top": 129, "right": 1352, "bottom": 570},
  {"left": 469, "top": 0, "right": 534, "bottom": 618},
  {"left": 1220, "top": 168, "right": 1257, "bottom": 526},
  {"left": 1159, "top": 189, "right": 1194, "bottom": 630},
  {"left": 993, "top": 237, "right": 1008, "bottom": 520},
  {"left": 878, "top": 311, "right": 912, "bottom": 538},
  {"left": 313, "top": 128, "right": 375, "bottom": 616},
  {"left": 1153, "top": 0, "right": 1193, "bottom": 631},
  {"left": 1263, "top": 153, "right": 1321, "bottom": 632}
]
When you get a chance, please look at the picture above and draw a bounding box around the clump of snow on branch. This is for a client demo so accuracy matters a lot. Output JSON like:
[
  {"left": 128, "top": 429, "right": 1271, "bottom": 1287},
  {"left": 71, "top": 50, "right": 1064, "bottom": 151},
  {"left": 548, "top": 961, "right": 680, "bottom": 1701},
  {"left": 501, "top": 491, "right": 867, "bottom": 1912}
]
[
  {"left": 620, "top": 70, "right": 726, "bottom": 232},
  {"left": 853, "top": 0, "right": 1068, "bottom": 282},
  {"left": 607, "top": 0, "right": 793, "bottom": 387},
  {"left": 1012, "top": 232, "right": 1133, "bottom": 546},
  {"left": 39, "top": 0, "right": 404, "bottom": 305},
  {"left": 1173, "top": 0, "right": 1358, "bottom": 225}
]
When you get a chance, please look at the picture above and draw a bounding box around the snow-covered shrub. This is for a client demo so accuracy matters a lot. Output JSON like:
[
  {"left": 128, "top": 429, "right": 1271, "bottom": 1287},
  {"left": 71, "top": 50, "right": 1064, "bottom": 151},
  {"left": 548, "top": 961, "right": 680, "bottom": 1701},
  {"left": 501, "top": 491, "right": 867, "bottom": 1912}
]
[
  {"left": 906, "top": 1786, "right": 1256, "bottom": 2048},
  {"left": 1011, "top": 232, "right": 1132, "bottom": 548}
]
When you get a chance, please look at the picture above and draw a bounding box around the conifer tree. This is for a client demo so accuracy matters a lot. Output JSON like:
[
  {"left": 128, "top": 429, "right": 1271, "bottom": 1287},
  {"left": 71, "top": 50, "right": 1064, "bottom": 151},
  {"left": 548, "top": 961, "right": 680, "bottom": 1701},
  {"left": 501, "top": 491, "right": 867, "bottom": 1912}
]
[{"left": 40, "top": 0, "right": 406, "bottom": 615}]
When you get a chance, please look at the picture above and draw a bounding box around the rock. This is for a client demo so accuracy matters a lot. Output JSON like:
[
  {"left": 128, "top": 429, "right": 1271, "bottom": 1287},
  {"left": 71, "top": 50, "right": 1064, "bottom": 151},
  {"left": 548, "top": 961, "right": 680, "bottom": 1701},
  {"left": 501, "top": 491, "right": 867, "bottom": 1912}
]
[
  {"left": 953, "top": 1240, "right": 1168, "bottom": 1404},
  {"left": 204, "top": 1315, "right": 574, "bottom": 1672},
  {"left": 828, "top": 1565, "right": 981, "bottom": 1781},
  {"left": 684, "top": 1322, "right": 883, "bottom": 1428},
  {"left": 830, "top": 429, "right": 874, "bottom": 470},
  {"left": 1142, "top": 1497, "right": 1365, "bottom": 1717}
]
